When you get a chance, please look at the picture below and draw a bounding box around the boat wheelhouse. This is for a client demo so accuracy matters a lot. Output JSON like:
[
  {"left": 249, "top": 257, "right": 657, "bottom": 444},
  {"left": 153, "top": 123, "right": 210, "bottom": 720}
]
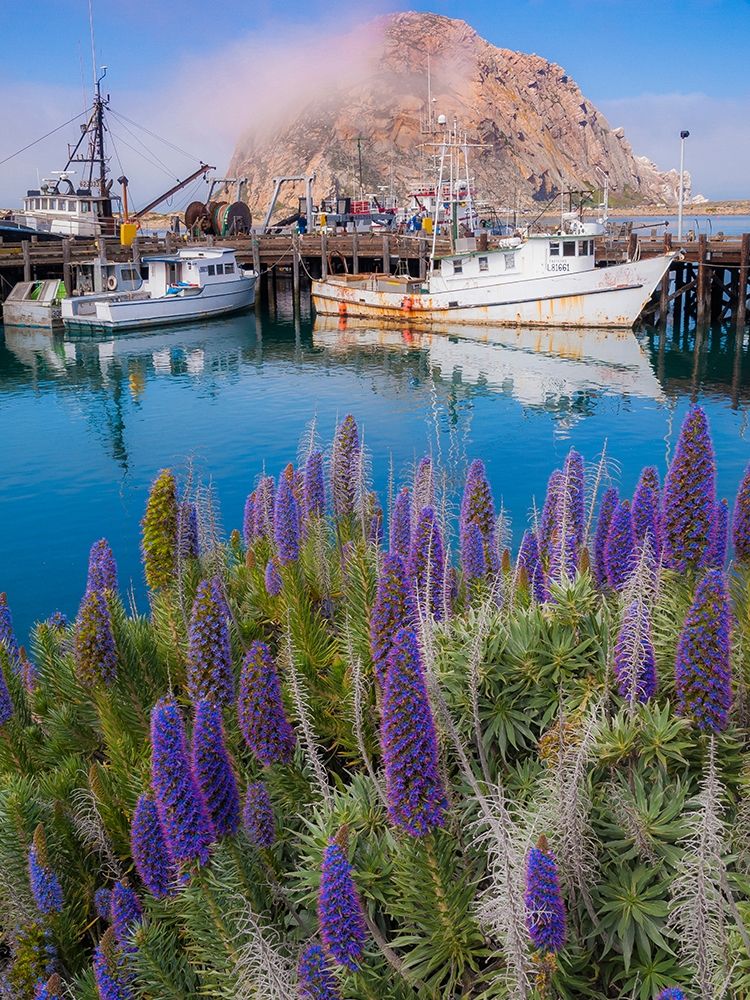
[
  {"left": 62, "top": 247, "right": 257, "bottom": 332},
  {"left": 13, "top": 172, "right": 119, "bottom": 239}
]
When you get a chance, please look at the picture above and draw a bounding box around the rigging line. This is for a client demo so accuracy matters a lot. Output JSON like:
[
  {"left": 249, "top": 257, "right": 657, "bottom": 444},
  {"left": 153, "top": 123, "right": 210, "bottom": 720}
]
[
  {"left": 0, "top": 108, "right": 93, "bottom": 168},
  {"left": 107, "top": 113, "right": 176, "bottom": 178},
  {"left": 88, "top": 0, "right": 97, "bottom": 90},
  {"left": 107, "top": 130, "right": 138, "bottom": 215},
  {"left": 107, "top": 128, "right": 177, "bottom": 181},
  {"left": 108, "top": 107, "right": 201, "bottom": 162}
]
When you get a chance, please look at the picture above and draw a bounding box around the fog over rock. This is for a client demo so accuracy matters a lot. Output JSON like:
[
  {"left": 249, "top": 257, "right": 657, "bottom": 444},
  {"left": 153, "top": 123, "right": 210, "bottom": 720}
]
[{"left": 227, "top": 11, "right": 680, "bottom": 215}]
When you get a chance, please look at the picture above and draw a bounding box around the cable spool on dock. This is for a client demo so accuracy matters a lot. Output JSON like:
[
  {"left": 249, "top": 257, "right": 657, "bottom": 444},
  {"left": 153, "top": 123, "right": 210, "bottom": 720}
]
[{"left": 184, "top": 199, "right": 251, "bottom": 236}]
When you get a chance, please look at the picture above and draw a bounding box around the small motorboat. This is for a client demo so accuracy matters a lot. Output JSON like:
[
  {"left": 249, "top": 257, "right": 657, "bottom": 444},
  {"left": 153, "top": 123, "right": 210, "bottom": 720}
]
[
  {"left": 2, "top": 260, "right": 143, "bottom": 330},
  {"left": 61, "top": 247, "right": 257, "bottom": 332}
]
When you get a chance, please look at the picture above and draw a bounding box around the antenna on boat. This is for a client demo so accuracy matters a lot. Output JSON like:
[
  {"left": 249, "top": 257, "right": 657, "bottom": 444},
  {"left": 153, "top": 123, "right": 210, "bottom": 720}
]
[{"left": 88, "top": 0, "right": 97, "bottom": 90}]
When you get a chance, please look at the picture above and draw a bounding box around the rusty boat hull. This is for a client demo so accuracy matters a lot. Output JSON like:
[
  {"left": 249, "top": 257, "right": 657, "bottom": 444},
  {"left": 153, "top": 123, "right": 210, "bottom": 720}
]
[{"left": 312, "top": 253, "right": 675, "bottom": 330}]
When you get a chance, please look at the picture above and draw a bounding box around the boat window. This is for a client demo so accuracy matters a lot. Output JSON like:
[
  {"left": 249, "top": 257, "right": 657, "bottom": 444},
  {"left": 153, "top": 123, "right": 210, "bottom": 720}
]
[
  {"left": 452, "top": 258, "right": 463, "bottom": 274},
  {"left": 549, "top": 241, "right": 559, "bottom": 256},
  {"left": 34, "top": 198, "right": 40, "bottom": 209},
  {"left": 121, "top": 268, "right": 139, "bottom": 282},
  {"left": 504, "top": 253, "right": 516, "bottom": 270},
  {"left": 563, "top": 241, "right": 576, "bottom": 257},
  {"left": 207, "top": 265, "right": 215, "bottom": 276},
  {"left": 81, "top": 201, "right": 90, "bottom": 212},
  {"left": 478, "top": 256, "right": 489, "bottom": 272},
  {"left": 216, "top": 264, "right": 224, "bottom": 275},
  {"left": 225, "top": 262, "right": 234, "bottom": 274}
]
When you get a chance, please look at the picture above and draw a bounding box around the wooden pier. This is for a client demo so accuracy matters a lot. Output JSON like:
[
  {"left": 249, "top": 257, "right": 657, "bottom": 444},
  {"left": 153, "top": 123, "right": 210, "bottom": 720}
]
[{"left": 1, "top": 230, "right": 748, "bottom": 331}]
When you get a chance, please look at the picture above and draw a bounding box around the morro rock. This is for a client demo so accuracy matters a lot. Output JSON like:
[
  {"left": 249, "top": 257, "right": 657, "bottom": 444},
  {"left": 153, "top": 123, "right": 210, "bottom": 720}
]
[{"left": 228, "top": 12, "right": 674, "bottom": 215}]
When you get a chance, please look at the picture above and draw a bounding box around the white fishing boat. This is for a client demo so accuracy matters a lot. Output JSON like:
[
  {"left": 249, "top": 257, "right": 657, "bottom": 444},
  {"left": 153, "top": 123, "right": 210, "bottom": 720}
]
[
  {"left": 313, "top": 117, "right": 674, "bottom": 329},
  {"left": 62, "top": 247, "right": 256, "bottom": 332},
  {"left": 312, "top": 229, "right": 675, "bottom": 330}
]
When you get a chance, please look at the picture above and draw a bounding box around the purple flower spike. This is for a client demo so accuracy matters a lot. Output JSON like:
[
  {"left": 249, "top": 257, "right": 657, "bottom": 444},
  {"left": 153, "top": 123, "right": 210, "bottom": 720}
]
[
  {"left": 131, "top": 794, "right": 172, "bottom": 899},
  {"left": 604, "top": 500, "right": 635, "bottom": 592},
  {"left": 613, "top": 602, "right": 657, "bottom": 703},
  {"left": 46, "top": 610, "right": 69, "bottom": 631},
  {"left": 242, "top": 782, "right": 276, "bottom": 848},
  {"left": 253, "top": 476, "right": 276, "bottom": 540},
  {"left": 462, "top": 522, "right": 487, "bottom": 582},
  {"left": 191, "top": 700, "right": 240, "bottom": 838},
  {"left": 539, "top": 470, "right": 563, "bottom": 564},
  {"left": 413, "top": 456, "right": 435, "bottom": 513},
  {"left": 34, "top": 973, "right": 63, "bottom": 1000},
  {"left": 460, "top": 459, "right": 495, "bottom": 540},
  {"left": 186, "top": 578, "right": 233, "bottom": 707},
  {"left": 93, "top": 928, "right": 133, "bottom": 1000},
  {"left": 243, "top": 492, "right": 256, "bottom": 546},
  {"left": 675, "top": 569, "right": 732, "bottom": 733},
  {"left": 110, "top": 882, "right": 142, "bottom": 953},
  {"left": 86, "top": 539, "right": 118, "bottom": 595},
  {"left": 632, "top": 467, "right": 661, "bottom": 559},
  {"left": 407, "top": 506, "right": 446, "bottom": 620},
  {"left": 705, "top": 498, "right": 729, "bottom": 569},
  {"left": 524, "top": 835, "right": 566, "bottom": 954},
  {"left": 369, "top": 553, "right": 412, "bottom": 686},
  {"left": 733, "top": 463, "right": 750, "bottom": 564},
  {"left": 389, "top": 487, "right": 412, "bottom": 560},
  {"left": 94, "top": 886, "right": 112, "bottom": 921},
  {"left": 593, "top": 487, "right": 619, "bottom": 588},
  {"left": 0, "top": 592, "right": 21, "bottom": 670},
  {"left": 238, "top": 641, "right": 296, "bottom": 766},
  {"left": 563, "top": 449, "right": 586, "bottom": 548},
  {"left": 517, "top": 530, "right": 547, "bottom": 603},
  {"left": 304, "top": 451, "right": 326, "bottom": 520},
  {"left": 331, "top": 414, "right": 361, "bottom": 519},
  {"left": 150, "top": 698, "right": 215, "bottom": 867},
  {"left": 0, "top": 658, "right": 14, "bottom": 725},
  {"left": 29, "top": 826, "right": 63, "bottom": 916},
  {"left": 178, "top": 502, "right": 199, "bottom": 560},
  {"left": 274, "top": 476, "right": 300, "bottom": 565},
  {"left": 74, "top": 590, "right": 117, "bottom": 686},
  {"left": 381, "top": 628, "right": 447, "bottom": 836},
  {"left": 264, "top": 558, "right": 282, "bottom": 597},
  {"left": 298, "top": 942, "right": 342, "bottom": 1000},
  {"left": 318, "top": 840, "right": 368, "bottom": 971},
  {"left": 663, "top": 407, "right": 717, "bottom": 572},
  {"left": 656, "top": 991, "right": 685, "bottom": 1000}
]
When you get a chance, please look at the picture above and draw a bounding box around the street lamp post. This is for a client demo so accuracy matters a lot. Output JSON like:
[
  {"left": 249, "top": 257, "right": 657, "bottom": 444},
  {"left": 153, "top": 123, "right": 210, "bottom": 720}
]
[{"left": 677, "top": 129, "right": 690, "bottom": 241}]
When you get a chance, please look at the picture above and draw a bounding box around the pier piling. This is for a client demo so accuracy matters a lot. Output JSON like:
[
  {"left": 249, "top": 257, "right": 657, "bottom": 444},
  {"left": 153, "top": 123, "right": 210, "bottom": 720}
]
[
  {"left": 62, "top": 239, "right": 72, "bottom": 295},
  {"left": 738, "top": 233, "right": 749, "bottom": 332},
  {"left": 22, "top": 241, "right": 31, "bottom": 283}
]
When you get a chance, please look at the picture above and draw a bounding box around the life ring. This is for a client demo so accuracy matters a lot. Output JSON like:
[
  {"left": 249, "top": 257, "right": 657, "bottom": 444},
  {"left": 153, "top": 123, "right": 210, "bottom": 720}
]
[
  {"left": 337, "top": 301, "right": 348, "bottom": 315},
  {"left": 106, "top": 275, "right": 118, "bottom": 291}
]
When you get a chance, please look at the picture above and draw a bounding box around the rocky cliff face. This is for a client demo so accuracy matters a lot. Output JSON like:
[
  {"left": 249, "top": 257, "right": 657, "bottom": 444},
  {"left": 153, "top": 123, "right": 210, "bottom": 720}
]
[{"left": 228, "top": 12, "right": 679, "bottom": 216}]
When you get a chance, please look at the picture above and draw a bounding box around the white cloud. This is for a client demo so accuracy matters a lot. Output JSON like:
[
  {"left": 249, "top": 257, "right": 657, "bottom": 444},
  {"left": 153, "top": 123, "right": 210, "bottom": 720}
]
[{"left": 599, "top": 91, "right": 750, "bottom": 200}]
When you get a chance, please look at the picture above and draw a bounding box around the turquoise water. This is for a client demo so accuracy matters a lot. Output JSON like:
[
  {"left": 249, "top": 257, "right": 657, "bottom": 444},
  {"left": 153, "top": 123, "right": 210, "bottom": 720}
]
[{"left": 1, "top": 284, "right": 748, "bottom": 640}]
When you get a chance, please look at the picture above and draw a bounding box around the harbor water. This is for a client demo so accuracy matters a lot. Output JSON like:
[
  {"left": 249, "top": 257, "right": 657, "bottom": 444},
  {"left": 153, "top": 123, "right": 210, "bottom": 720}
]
[{"left": 1, "top": 284, "right": 748, "bottom": 640}]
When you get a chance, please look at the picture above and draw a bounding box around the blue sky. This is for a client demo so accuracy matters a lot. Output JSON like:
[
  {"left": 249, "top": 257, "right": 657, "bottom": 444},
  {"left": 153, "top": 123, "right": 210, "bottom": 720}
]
[{"left": 1, "top": 0, "right": 748, "bottom": 201}]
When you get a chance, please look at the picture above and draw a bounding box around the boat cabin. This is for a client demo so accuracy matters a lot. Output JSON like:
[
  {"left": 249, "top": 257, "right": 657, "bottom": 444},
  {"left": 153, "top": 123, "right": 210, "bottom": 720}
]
[
  {"left": 141, "top": 247, "right": 241, "bottom": 297},
  {"left": 14, "top": 173, "right": 120, "bottom": 238},
  {"left": 430, "top": 232, "right": 599, "bottom": 292}
]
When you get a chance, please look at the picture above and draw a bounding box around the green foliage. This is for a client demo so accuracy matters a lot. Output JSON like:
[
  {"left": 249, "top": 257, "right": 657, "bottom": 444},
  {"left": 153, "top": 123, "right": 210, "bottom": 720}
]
[{"left": 1, "top": 460, "right": 750, "bottom": 999}]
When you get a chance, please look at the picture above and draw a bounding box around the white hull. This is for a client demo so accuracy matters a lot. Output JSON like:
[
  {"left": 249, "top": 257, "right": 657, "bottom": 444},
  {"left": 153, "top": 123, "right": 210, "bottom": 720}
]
[
  {"left": 12, "top": 213, "right": 102, "bottom": 239},
  {"left": 62, "top": 276, "right": 256, "bottom": 331},
  {"left": 2, "top": 280, "right": 65, "bottom": 330},
  {"left": 313, "top": 254, "right": 674, "bottom": 329}
]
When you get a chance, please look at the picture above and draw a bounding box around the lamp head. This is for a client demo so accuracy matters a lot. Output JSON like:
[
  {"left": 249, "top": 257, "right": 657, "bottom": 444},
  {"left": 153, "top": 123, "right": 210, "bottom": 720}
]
[{"left": 680, "top": 130, "right": 690, "bottom": 139}]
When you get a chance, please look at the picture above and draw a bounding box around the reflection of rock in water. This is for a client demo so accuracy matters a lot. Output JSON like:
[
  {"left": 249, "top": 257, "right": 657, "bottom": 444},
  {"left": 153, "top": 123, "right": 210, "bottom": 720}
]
[{"left": 312, "top": 318, "right": 665, "bottom": 417}]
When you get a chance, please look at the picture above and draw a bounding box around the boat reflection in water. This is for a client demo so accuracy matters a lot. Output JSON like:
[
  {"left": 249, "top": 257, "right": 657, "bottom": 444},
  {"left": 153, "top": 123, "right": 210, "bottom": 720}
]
[{"left": 312, "top": 315, "right": 665, "bottom": 412}]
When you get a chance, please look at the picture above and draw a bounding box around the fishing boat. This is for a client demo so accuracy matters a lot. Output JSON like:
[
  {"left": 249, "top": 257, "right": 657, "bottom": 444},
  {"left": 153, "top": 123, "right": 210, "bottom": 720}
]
[
  {"left": 312, "top": 119, "right": 675, "bottom": 329},
  {"left": 61, "top": 247, "right": 256, "bottom": 332},
  {"left": 312, "top": 230, "right": 674, "bottom": 329}
]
